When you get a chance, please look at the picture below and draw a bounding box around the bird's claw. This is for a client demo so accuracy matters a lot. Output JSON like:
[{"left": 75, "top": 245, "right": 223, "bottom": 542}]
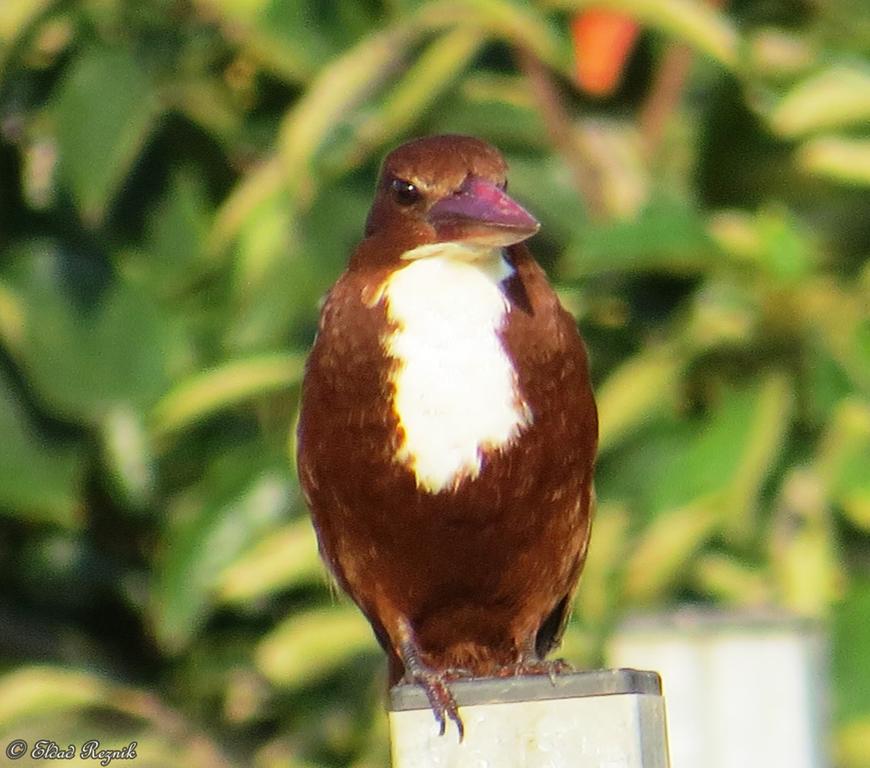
[
  {"left": 404, "top": 667, "right": 465, "bottom": 741},
  {"left": 498, "top": 656, "right": 574, "bottom": 683}
]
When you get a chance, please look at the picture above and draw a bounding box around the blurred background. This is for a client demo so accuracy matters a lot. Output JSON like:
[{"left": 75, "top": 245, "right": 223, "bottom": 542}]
[{"left": 0, "top": 0, "right": 867, "bottom": 766}]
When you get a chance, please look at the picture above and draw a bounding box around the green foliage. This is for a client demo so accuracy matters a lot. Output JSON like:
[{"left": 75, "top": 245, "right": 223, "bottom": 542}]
[{"left": 0, "top": 0, "right": 867, "bottom": 765}]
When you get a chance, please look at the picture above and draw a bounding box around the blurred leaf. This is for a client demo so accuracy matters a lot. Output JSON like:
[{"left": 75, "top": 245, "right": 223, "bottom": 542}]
[
  {"left": 755, "top": 205, "right": 817, "bottom": 284},
  {"left": 329, "top": 27, "right": 484, "bottom": 173},
  {"left": 723, "top": 371, "right": 793, "bottom": 540},
  {"left": 208, "top": 160, "right": 285, "bottom": 262},
  {"left": 693, "top": 553, "right": 773, "bottom": 606},
  {"left": 746, "top": 28, "right": 817, "bottom": 80},
  {"left": 563, "top": 193, "right": 713, "bottom": 277},
  {"left": 769, "top": 66, "right": 870, "bottom": 138},
  {"left": 547, "top": 0, "right": 738, "bottom": 68},
  {"left": 216, "top": 517, "right": 323, "bottom": 605},
  {"left": 813, "top": 397, "right": 870, "bottom": 531},
  {"left": 596, "top": 344, "right": 684, "bottom": 453},
  {"left": 648, "top": 382, "right": 785, "bottom": 513},
  {"left": 832, "top": 579, "right": 870, "bottom": 721},
  {"left": 3, "top": 241, "right": 170, "bottom": 423},
  {"left": 226, "top": 180, "right": 367, "bottom": 348},
  {"left": 0, "top": 667, "right": 112, "bottom": 725},
  {"left": 143, "top": 170, "right": 214, "bottom": 295},
  {"left": 0, "top": 666, "right": 233, "bottom": 767},
  {"left": 231, "top": 189, "right": 296, "bottom": 304},
  {"left": 623, "top": 494, "right": 722, "bottom": 602},
  {"left": 201, "top": 0, "right": 364, "bottom": 82},
  {"left": 771, "top": 469, "right": 845, "bottom": 616},
  {"left": 256, "top": 605, "right": 377, "bottom": 688},
  {"left": 837, "top": 718, "right": 870, "bottom": 768},
  {"left": 418, "top": 0, "right": 568, "bottom": 72},
  {"left": 620, "top": 377, "right": 797, "bottom": 599},
  {"left": 152, "top": 468, "right": 294, "bottom": 652},
  {"left": 802, "top": 277, "right": 870, "bottom": 393},
  {"left": 0, "top": 369, "right": 84, "bottom": 527},
  {"left": 150, "top": 353, "right": 305, "bottom": 440},
  {"left": 52, "top": 46, "right": 158, "bottom": 224},
  {"left": 798, "top": 136, "right": 870, "bottom": 187},
  {"left": 707, "top": 205, "right": 819, "bottom": 286},
  {"left": 0, "top": 281, "right": 25, "bottom": 355},
  {"left": 100, "top": 404, "right": 155, "bottom": 510},
  {"left": 575, "top": 501, "right": 629, "bottom": 623},
  {"left": 0, "top": 0, "right": 52, "bottom": 74},
  {"left": 429, "top": 85, "right": 545, "bottom": 149},
  {"left": 278, "top": 22, "right": 419, "bottom": 203},
  {"left": 684, "top": 278, "right": 758, "bottom": 350},
  {"left": 499, "top": 153, "right": 584, "bottom": 244}
]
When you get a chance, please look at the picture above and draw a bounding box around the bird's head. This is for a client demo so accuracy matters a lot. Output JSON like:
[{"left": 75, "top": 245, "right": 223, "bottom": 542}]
[{"left": 363, "top": 135, "right": 539, "bottom": 259}]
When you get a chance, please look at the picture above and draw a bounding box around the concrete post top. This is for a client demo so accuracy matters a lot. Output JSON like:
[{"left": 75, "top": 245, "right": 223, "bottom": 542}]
[{"left": 389, "top": 668, "right": 663, "bottom": 711}]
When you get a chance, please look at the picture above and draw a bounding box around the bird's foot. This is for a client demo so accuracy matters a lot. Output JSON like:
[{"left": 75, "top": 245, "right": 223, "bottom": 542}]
[
  {"left": 397, "top": 619, "right": 464, "bottom": 740},
  {"left": 442, "top": 666, "right": 475, "bottom": 681},
  {"left": 403, "top": 665, "right": 464, "bottom": 740},
  {"left": 498, "top": 656, "right": 574, "bottom": 683}
]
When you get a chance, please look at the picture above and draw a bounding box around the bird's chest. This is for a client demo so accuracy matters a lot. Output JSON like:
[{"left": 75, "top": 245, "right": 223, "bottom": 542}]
[{"left": 376, "top": 253, "right": 531, "bottom": 494}]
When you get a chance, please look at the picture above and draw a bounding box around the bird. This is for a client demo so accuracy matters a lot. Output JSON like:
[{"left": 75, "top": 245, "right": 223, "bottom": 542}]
[{"left": 296, "top": 134, "right": 598, "bottom": 738}]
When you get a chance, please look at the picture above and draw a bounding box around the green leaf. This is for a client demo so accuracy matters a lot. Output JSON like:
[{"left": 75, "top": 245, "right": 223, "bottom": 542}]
[
  {"left": 838, "top": 719, "right": 870, "bottom": 768},
  {"left": 770, "top": 468, "right": 844, "bottom": 616},
  {"left": 814, "top": 397, "right": 870, "bottom": 531},
  {"left": 100, "top": 405, "right": 155, "bottom": 510},
  {"left": 327, "top": 27, "right": 484, "bottom": 174},
  {"left": 216, "top": 517, "right": 324, "bottom": 604},
  {"left": 798, "top": 136, "right": 870, "bottom": 187},
  {"left": 723, "top": 372, "right": 794, "bottom": 540},
  {"left": 574, "top": 501, "right": 630, "bottom": 623},
  {"left": 692, "top": 552, "right": 773, "bottom": 605},
  {"left": 595, "top": 345, "right": 684, "bottom": 453},
  {"left": 151, "top": 465, "right": 294, "bottom": 652},
  {"left": 3, "top": 241, "right": 170, "bottom": 423},
  {"left": 833, "top": 578, "right": 870, "bottom": 722},
  {"left": 150, "top": 353, "right": 305, "bottom": 440},
  {"left": 143, "top": 170, "right": 214, "bottom": 295},
  {"left": 623, "top": 494, "right": 723, "bottom": 601},
  {"left": 278, "top": 22, "right": 421, "bottom": 203},
  {"left": 418, "top": 0, "right": 569, "bottom": 73},
  {"left": 256, "top": 605, "right": 377, "bottom": 688},
  {"left": 0, "top": 368, "right": 84, "bottom": 527},
  {"left": 53, "top": 46, "right": 158, "bottom": 224},
  {"left": 648, "top": 382, "right": 780, "bottom": 513},
  {"left": 563, "top": 193, "right": 713, "bottom": 277},
  {"left": 755, "top": 205, "right": 817, "bottom": 284},
  {"left": 769, "top": 66, "right": 870, "bottom": 138},
  {"left": 0, "top": 0, "right": 53, "bottom": 76},
  {"left": 224, "top": 182, "right": 353, "bottom": 348},
  {"left": 204, "top": 0, "right": 367, "bottom": 82},
  {"left": 0, "top": 667, "right": 113, "bottom": 725}
]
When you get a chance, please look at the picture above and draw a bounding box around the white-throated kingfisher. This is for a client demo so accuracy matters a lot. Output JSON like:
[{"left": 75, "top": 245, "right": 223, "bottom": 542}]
[{"left": 296, "top": 135, "right": 598, "bottom": 738}]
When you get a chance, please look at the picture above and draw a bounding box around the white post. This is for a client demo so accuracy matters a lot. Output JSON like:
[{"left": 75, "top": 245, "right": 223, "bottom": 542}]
[
  {"left": 389, "top": 668, "right": 671, "bottom": 767},
  {"left": 607, "top": 609, "right": 829, "bottom": 768}
]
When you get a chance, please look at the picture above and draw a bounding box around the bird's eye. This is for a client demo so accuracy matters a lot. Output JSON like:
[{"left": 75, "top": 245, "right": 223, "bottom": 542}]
[{"left": 390, "top": 178, "right": 421, "bottom": 206}]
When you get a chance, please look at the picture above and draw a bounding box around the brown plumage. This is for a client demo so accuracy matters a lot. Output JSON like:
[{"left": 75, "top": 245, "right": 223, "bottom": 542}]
[{"left": 296, "top": 135, "right": 598, "bottom": 737}]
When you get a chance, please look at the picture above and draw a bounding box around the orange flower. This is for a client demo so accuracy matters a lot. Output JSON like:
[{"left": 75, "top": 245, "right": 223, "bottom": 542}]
[{"left": 572, "top": 9, "right": 641, "bottom": 96}]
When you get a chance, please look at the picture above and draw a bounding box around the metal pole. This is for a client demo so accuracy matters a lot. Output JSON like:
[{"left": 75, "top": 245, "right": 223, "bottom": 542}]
[{"left": 389, "top": 668, "right": 671, "bottom": 767}]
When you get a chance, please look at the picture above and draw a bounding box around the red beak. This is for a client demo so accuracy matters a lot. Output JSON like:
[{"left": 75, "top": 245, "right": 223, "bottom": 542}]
[{"left": 427, "top": 177, "right": 540, "bottom": 247}]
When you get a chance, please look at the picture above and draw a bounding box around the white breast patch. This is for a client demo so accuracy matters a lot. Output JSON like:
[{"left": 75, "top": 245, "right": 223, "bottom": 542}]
[{"left": 379, "top": 244, "right": 531, "bottom": 493}]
